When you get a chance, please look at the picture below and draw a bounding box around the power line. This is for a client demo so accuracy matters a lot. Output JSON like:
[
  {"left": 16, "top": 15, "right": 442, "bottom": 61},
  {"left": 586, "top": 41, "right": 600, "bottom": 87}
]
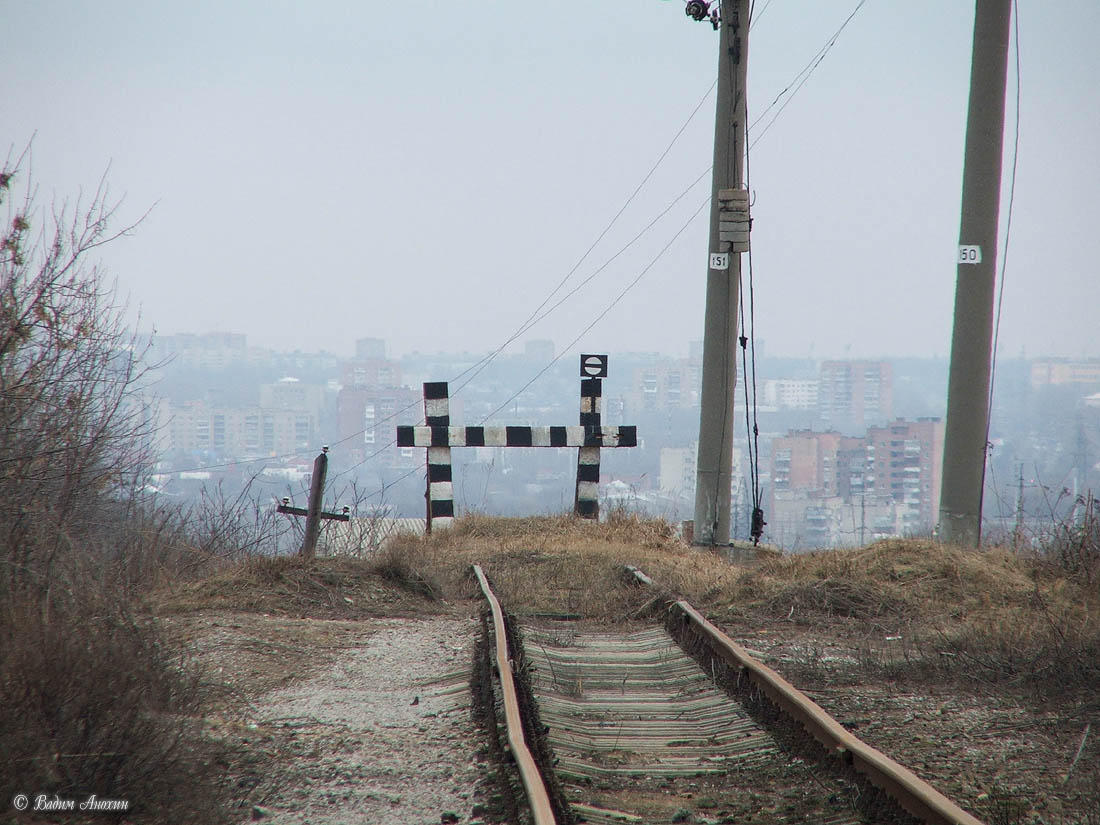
[
  {"left": 167, "top": 16, "right": 872, "bottom": 496},
  {"left": 480, "top": 194, "right": 711, "bottom": 424},
  {"left": 455, "top": 166, "right": 713, "bottom": 395},
  {"left": 748, "top": 0, "right": 869, "bottom": 149},
  {"left": 447, "top": 78, "right": 718, "bottom": 391},
  {"left": 749, "top": 0, "right": 778, "bottom": 30}
]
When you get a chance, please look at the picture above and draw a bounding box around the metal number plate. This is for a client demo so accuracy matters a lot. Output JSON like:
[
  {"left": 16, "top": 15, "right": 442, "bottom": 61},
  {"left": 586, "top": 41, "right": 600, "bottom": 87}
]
[
  {"left": 709, "top": 252, "right": 730, "bottom": 270},
  {"left": 958, "top": 245, "right": 982, "bottom": 264}
]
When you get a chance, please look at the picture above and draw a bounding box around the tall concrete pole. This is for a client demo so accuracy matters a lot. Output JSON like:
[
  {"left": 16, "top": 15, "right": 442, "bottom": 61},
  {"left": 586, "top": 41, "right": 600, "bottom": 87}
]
[
  {"left": 694, "top": 0, "right": 750, "bottom": 546},
  {"left": 939, "top": 0, "right": 1012, "bottom": 546}
]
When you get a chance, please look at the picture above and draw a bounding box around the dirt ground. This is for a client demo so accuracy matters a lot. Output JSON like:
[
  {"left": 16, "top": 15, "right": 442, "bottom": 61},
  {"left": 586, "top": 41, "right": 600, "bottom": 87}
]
[
  {"left": 170, "top": 609, "right": 506, "bottom": 825},
  {"left": 717, "top": 620, "right": 1100, "bottom": 825}
]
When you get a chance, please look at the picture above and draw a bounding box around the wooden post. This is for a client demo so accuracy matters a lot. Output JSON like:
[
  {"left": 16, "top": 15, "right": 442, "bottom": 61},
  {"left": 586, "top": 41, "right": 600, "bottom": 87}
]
[{"left": 300, "top": 448, "right": 328, "bottom": 557}]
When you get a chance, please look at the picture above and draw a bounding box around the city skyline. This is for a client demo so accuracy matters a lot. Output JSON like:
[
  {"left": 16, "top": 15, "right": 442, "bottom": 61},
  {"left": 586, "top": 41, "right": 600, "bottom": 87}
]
[{"left": 4, "top": 1, "right": 1099, "bottom": 363}]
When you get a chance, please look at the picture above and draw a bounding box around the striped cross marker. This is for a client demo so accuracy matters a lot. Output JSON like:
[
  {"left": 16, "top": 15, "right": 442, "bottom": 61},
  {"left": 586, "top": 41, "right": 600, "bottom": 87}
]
[{"left": 397, "top": 357, "right": 635, "bottom": 531}]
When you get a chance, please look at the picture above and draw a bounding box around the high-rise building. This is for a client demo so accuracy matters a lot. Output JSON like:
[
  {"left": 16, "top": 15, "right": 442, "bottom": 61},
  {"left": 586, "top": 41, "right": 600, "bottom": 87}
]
[
  {"left": 818, "top": 360, "right": 893, "bottom": 434},
  {"left": 166, "top": 400, "right": 314, "bottom": 458},
  {"left": 762, "top": 379, "right": 819, "bottom": 411},
  {"left": 625, "top": 358, "right": 702, "bottom": 413},
  {"left": 355, "top": 337, "right": 387, "bottom": 360},
  {"left": 864, "top": 418, "right": 944, "bottom": 532},
  {"left": 337, "top": 386, "right": 423, "bottom": 466},
  {"left": 767, "top": 417, "right": 943, "bottom": 547},
  {"left": 1030, "top": 358, "right": 1100, "bottom": 388}
]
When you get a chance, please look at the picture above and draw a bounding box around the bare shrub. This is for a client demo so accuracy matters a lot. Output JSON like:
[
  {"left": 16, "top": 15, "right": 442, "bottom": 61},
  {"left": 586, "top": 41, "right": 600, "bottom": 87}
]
[
  {"left": 0, "top": 565, "right": 235, "bottom": 823},
  {"left": 369, "top": 541, "right": 441, "bottom": 599},
  {"left": 1, "top": 151, "right": 159, "bottom": 597},
  {"left": 0, "top": 150, "right": 240, "bottom": 820},
  {"left": 1037, "top": 492, "right": 1100, "bottom": 584}
]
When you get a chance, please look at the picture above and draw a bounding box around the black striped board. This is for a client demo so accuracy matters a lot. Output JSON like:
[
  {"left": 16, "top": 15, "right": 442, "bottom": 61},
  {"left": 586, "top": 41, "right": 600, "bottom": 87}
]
[
  {"left": 403, "top": 374, "right": 635, "bottom": 529},
  {"left": 397, "top": 425, "right": 637, "bottom": 449}
]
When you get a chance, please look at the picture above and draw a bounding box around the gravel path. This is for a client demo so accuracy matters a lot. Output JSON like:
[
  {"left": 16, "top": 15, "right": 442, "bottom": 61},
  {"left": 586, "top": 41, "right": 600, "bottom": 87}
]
[{"left": 252, "top": 615, "right": 489, "bottom": 825}]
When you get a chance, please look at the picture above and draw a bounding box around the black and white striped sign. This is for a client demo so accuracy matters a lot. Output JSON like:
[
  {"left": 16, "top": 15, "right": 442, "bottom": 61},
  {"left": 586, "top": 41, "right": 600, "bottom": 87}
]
[
  {"left": 400, "top": 371, "right": 635, "bottom": 530},
  {"left": 396, "top": 425, "right": 636, "bottom": 449}
]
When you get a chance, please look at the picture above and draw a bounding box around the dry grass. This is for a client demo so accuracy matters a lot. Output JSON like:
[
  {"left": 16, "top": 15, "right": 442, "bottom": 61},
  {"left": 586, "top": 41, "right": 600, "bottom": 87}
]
[
  {"left": 0, "top": 575, "right": 237, "bottom": 824},
  {"left": 725, "top": 539, "right": 1041, "bottom": 625},
  {"left": 376, "top": 512, "right": 742, "bottom": 618},
  {"left": 376, "top": 519, "right": 1099, "bottom": 697},
  {"left": 149, "top": 553, "right": 442, "bottom": 619},
  {"left": 155, "top": 514, "right": 1098, "bottom": 701},
  {"left": 716, "top": 539, "right": 1100, "bottom": 696}
]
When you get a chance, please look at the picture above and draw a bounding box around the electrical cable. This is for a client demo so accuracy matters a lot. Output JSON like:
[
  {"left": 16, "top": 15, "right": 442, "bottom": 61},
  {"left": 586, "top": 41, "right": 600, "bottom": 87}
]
[
  {"left": 480, "top": 194, "right": 712, "bottom": 425},
  {"left": 454, "top": 166, "right": 713, "bottom": 396},
  {"left": 977, "top": 0, "right": 1021, "bottom": 545},
  {"left": 447, "top": 78, "right": 718, "bottom": 390},
  {"left": 167, "top": 80, "right": 719, "bottom": 479},
  {"left": 748, "top": 0, "right": 777, "bottom": 31},
  {"left": 748, "top": 0, "right": 868, "bottom": 150},
  {"left": 740, "top": 30, "right": 764, "bottom": 546}
]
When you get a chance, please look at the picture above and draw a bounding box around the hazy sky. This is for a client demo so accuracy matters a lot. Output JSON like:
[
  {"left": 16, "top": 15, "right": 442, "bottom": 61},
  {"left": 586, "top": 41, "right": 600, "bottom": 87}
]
[{"left": 5, "top": 1, "right": 1098, "bottom": 361}]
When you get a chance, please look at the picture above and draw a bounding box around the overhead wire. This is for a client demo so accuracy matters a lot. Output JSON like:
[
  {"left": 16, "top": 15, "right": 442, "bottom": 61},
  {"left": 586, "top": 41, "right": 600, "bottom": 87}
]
[
  {"left": 748, "top": 0, "right": 868, "bottom": 150},
  {"left": 455, "top": 167, "right": 713, "bottom": 395},
  {"left": 166, "top": 80, "right": 719, "bottom": 480},
  {"left": 447, "top": 78, "right": 718, "bottom": 391},
  {"left": 480, "top": 194, "right": 712, "bottom": 425}
]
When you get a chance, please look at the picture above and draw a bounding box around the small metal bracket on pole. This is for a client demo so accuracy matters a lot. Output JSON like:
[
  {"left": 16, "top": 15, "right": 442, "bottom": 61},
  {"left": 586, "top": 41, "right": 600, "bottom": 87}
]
[{"left": 276, "top": 446, "right": 350, "bottom": 557}]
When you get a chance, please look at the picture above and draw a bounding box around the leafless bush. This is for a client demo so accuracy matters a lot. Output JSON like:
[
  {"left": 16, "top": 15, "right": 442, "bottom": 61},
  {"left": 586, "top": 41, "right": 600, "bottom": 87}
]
[
  {"left": 0, "top": 566, "right": 235, "bottom": 823},
  {"left": 1038, "top": 492, "right": 1100, "bottom": 584},
  {"left": 1, "top": 148, "right": 158, "bottom": 598},
  {"left": 0, "top": 149, "right": 241, "bottom": 821}
]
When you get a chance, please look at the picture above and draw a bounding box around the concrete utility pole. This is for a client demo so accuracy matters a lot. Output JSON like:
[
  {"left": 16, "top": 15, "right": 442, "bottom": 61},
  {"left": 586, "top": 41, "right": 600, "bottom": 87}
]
[
  {"left": 694, "top": 0, "right": 750, "bottom": 546},
  {"left": 939, "top": 0, "right": 1013, "bottom": 547}
]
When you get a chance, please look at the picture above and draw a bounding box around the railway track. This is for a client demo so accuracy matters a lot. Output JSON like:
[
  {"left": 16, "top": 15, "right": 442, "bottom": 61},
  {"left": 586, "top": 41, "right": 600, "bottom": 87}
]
[{"left": 473, "top": 564, "right": 985, "bottom": 825}]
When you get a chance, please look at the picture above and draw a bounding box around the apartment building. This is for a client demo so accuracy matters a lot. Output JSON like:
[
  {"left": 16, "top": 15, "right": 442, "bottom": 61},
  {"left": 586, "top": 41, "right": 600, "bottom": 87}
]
[
  {"left": 864, "top": 418, "right": 944, "bottom": 532},
  {"left": 151, "top": 331, "right": 249, "bottom": 369},
  {"left": 1030, "top": 358, "right": 1100, "bottom": 388},
  {"left": 342, "top": 359, "right": 403, "bottom": 390},
  {"left": 762, "top": 379, "right": 819, "bottom": 410},
  {"left": 818, "top": 360, "right": 893, "bottom": 433},
  {"left": 337, "top": 385, "right": 423, "bottom": 466},
  {"left": 167, "top": 400, "right": 314, "bottom": 457},
  {"left": 625, "top": 358, "right": 702, "bottom": 413},
  {"left": 768, "top": 417, "right": 943, "bottom": 547}
]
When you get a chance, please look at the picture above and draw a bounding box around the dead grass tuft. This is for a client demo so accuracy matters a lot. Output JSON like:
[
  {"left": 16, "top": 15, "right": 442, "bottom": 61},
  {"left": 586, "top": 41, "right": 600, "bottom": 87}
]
[
  {"left": 722, "top": 539, "right": 1099, "bottom": 696},
  {"left": 376, "top": 513, "right": 736, "bottom": 618},
  {"left": 0, "top": 575, "right": 236, "bottom": 824},
  {"left": 149, "top": 553, "right": 442, "bottom": 619}
]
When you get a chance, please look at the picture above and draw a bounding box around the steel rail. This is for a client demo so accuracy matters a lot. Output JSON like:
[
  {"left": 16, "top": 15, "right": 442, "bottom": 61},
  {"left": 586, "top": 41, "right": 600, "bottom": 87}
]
[
  {"left": 625, "top": 566, "right": 985, "bottom": 825},
  {"left": 472, "top": 564, "right": 557, "bottom": 825}
]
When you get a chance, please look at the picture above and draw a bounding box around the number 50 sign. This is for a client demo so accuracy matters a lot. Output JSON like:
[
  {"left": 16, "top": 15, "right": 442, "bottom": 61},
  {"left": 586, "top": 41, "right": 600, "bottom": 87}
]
[{"left": 958, "top": 245, "right": 982, "bottom": 264}]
